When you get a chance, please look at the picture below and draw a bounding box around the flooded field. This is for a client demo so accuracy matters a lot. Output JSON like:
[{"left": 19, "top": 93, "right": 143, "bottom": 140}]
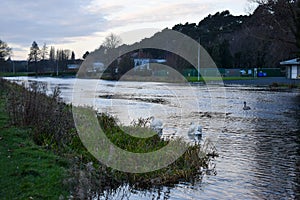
[{"left": 6, "top": 77, "right": 300, "bottom": 199}]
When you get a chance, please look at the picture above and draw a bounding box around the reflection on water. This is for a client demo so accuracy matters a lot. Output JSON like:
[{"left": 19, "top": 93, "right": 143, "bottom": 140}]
[{"left": 5, "top": 77, "right": 300, "bottom": 199}]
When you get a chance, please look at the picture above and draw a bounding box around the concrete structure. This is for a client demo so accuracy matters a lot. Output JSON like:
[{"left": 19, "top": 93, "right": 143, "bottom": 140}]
[{"left": 280, "top": 58, "right": 300, "bottom": 79}]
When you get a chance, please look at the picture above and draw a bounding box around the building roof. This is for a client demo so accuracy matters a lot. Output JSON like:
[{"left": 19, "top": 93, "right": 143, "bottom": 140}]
[{"left": 280, "top": 58, "right": 300, "bottom": 65}]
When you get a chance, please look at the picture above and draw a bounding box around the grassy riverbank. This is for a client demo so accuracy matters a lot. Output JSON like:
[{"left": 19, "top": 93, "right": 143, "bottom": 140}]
[
  {"left": 0, "top": 72, "right": 255, "bottom": 82},
  {"left": 0, "top": 88, "right": 69, "bottom": 199},
  {"left": 0, "top": 78, "right": 214, "bottom": 198},
  {"left": 0, "top": 71, "right": 76, "bottom": 78},
  {"left": 186, "top": 76, "right": 254, "bottom": 82}
]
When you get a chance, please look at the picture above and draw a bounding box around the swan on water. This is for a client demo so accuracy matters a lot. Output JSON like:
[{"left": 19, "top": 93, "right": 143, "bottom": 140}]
[
  {"left": 188, "top": 122, "right": 202, "bottom": 143},
  {"left": 150, "top": 116, "right": 163, "bottom": 137},
  {"left": 243, "top": 101, "right": 251, "bottom": 110}
]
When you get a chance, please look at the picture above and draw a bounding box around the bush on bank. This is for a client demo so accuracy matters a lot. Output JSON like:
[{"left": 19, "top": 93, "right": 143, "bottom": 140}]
[{"left": 0, "top": 78, "right": 216, "bottom": 198}]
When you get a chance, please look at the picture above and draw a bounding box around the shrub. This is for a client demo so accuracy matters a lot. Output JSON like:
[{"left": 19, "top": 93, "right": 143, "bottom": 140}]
[
  {"left": 1, "top": 78, "right": 216, "bottom": 198},
  {"left": 4, "top": 80, "right": 75, "bottom": 152}
]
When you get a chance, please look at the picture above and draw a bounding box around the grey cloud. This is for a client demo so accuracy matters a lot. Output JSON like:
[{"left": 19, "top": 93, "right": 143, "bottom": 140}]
[
  {"left": 1, "top": 0, "right": 108, "bottom": 45},
  {"left": 110, "top": 3, "right": 209, "bottom": 26}
]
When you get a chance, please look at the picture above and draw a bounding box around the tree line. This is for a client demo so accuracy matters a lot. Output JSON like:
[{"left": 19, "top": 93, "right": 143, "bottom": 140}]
[
  {"left": 1, "top": 0, "right": 299, "bottom": 75},
  {"left": 89, "top": 0, "right": 300, "bottom": 80},
  {"left": 0, "top": 39, "right": 84, "bottom": 74},
  {"left": 28, "top": 41, "right": 79, "bottom": 74},
  {"left": 172, "top": 0, "right": 299, "bottom": 68}
]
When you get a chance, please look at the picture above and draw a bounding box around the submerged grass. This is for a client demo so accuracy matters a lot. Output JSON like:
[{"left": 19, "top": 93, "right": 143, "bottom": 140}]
[
  {"left": 0, "top": 78, "right": 215, "bottom": 198},
  {"left": 269, "top": 82, "right": 300, "bottom": 89}
]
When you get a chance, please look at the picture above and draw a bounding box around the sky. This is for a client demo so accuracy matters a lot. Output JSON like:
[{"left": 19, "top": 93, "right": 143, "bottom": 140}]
[{"left": 1, "top": 0, "right": 254, "bottom": 60}]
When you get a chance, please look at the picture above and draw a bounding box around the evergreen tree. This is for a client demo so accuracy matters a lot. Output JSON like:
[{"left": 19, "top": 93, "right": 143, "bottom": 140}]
[
  {"left": 71, "top": 51, "right": 75, "bottom": 61},
  {"left": 219, "top": 40, "right": 233, "bottom": 68},
  {"left": 28, "top": 41, "right": 41, "bottom": 75},
  {"left": 296, "top": 0, "right": 300, "bottom": 55},
  {"left": 82, "top": 51, "right": 89, "bottom": 59}
]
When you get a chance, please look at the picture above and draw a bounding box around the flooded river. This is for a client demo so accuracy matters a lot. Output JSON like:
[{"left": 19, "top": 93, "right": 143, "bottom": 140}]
[{"left": 6, "top": 77, "right": 300, "bottom": 199}]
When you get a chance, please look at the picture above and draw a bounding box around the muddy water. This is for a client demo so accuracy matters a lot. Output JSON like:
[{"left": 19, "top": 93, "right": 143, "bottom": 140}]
[{"left": 6, "top": 77, "right": 300, "bottom": 199}]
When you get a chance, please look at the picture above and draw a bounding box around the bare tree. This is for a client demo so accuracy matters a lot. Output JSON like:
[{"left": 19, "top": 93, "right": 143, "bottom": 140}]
[
  {"left": 41, "top": 43, "right": 48, "bottom": 60},
  {"left": 102, "top": 33, "right": 122, "bottom": 49},
  {"left": 63, "top": 49, "right": 71, "bottom": 60},
  {"left": 49, "top": 46, "right": 55, "bottom": 61},
  {"left": 0, "top": 40, "right": 12, "bottom": 61}
]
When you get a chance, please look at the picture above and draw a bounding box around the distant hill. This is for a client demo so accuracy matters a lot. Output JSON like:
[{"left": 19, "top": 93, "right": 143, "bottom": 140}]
[
  {"left": 171, "top": 1, "right": 298, "bottom": 68},
  {"left": 86, "top": 1, "right": 298, "bottom": 79}
]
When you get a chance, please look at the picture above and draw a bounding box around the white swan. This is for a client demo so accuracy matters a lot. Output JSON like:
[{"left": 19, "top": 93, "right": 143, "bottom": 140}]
[
  {"left": 150, "top": 116, "right": 163, "bottom": 137},
  {"left": 243, "top": 101, "right": 251, "bottom": 110},
  {"left": 188, "top": 122, "right": 202, "bottom": 143}
]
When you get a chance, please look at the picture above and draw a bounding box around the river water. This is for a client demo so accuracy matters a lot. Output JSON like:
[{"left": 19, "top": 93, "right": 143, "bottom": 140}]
[{"left": 6, "top": 77, "right": 300, "bottom": 199}]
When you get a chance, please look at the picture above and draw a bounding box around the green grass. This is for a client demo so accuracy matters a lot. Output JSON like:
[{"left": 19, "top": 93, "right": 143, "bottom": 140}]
[
  {"left": 73, "top": 112, "right": 212, "bottom": 187},
  {"left": 186, "top": 76, "right": 255, "bottom": 82},
  {"left": 0, "top": 79, "right": 215, "bottom": 197},
  {"left": 0, "top": 71, "right": 77, "bottom": 78},
  {"left": 0, "top": 72, "right": 33, "bottom": 77},
  {"left": 0, "top": 93, "right": 69, "bottom": 199}
]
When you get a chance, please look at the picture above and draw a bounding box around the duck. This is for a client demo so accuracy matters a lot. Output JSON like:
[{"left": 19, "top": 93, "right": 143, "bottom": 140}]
[
  {"left": 243, "top": 101, "right": 251, "bottom": 110},
  {"left": 150, "top": 116, "right": 163, "bottom": 137},
  {"left": 188, "top": 122, "right": 202, "bottom": 143}
]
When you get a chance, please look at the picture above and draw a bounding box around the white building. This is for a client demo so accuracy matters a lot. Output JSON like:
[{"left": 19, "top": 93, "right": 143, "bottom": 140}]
[
  {"left": 67, "top": 64, "right": 80, "bottom": 70},
  {"left": 280, "top": 58, "right": 300, "bottom": 79},
  {"left": 133, "top": 58, "right": 166, "bottom": 71},
  {"left": 92, "top": 62, "right": 105, "bottom": 72}
]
